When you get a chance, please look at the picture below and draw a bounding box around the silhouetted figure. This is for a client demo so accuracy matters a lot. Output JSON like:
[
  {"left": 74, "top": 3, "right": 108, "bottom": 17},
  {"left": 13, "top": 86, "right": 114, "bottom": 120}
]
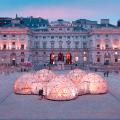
[
  {"left": 39, "top": 89, "right": 44, "bottom": 99},
  {"left": 106, "top": 71, "right": 109, "bottom": 77},
  {"left": 104, "top": 71, "right": 106, "bottom": 77}
]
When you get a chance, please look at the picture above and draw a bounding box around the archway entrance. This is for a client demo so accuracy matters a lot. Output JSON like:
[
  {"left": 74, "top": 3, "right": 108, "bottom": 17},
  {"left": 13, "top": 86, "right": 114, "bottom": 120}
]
[
  {"left": 58, "top": 52, "right": 64, "bottom": 61},
  {"left": 66, "top": 52, "right": 72, "bottom": 64},
  {"left": 104, "top": 52, "right": 111, "bottom": 65},
  {"left": 50, "top": 52, "right": 56, "bottom": 64}
]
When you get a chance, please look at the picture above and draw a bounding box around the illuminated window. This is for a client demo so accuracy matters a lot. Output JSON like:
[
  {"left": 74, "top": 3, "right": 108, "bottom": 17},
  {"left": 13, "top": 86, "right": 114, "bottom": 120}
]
[
  {"left": 115, "top": 52, "right": 118, "bottom": 55},
  {"left": 75, "top": 56, "right": 79, "bottom": 62},
  {"left": 83, "top": 57, "right": 87, "bottom": 62},
  {"left": 83, "top": 51, "right": 86, "bottom": 55}
]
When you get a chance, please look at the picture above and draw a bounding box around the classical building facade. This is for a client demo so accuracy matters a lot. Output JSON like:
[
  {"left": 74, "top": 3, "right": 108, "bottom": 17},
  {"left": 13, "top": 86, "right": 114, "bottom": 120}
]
[{"left": 0, "top": 17, "right": 120, "bottom": 69}]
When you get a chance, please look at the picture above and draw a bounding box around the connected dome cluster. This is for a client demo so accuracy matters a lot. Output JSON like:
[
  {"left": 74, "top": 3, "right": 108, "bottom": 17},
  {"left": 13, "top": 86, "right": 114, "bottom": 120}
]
[{"left": 14, "top": 69, "right": 108, "bottom": 101}]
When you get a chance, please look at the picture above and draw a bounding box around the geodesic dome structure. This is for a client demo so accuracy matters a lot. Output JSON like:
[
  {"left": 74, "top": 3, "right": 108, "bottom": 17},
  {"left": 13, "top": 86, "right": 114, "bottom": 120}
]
[
  {"left": 34, "top": 69, "right": 56, "bottom": 95},
  {"left": 14, "top": 72, "right": 45, "bottom": 95},
  {"left": 14, "top": 73, "right": 37, "bottom": 94},
  {"left": 81, "top": 73, "right": 108, "bottom": 94},
  {"left": 46, "top": 75, "right": 78, "bottom": 101},
  {"left": 35, "top": 69, "right": 56, "bottom": 82},
  {"left": 67, "top": 69, "right": 87, "bottom": 95}
]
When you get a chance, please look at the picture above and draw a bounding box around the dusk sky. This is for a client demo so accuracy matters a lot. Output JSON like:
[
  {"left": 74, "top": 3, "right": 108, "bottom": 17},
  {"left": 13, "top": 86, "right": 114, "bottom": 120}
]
[{"left": 0, "top": 0, "right": 120, "bottom": 24}]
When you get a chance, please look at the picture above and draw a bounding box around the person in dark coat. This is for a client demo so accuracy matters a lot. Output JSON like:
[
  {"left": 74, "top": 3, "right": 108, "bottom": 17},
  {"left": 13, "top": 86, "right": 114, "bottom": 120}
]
[
  {"left": 106, "top": 71, "right": 109, "bottom": 77},
  {"left": 39, "top": 89, "right": 44, "bottom": 99}
]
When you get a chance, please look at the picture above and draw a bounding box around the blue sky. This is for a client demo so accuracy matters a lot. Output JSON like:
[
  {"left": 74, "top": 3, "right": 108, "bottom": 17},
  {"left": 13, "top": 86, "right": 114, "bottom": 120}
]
[{"left": 0, "top": 0, "right": 120, "bottom": 24}]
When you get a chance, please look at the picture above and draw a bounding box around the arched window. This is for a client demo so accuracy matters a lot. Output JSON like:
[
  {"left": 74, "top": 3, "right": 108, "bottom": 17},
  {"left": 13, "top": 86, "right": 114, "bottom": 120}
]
[
  {"left": 50, "top": 52, "right": 55, "bottom": 64},
  {"left": 58, "top": 52, "right": 64, "bottom": 61},
  {"left": 66, "top": 52, "right": 72, "bottom": 64}
]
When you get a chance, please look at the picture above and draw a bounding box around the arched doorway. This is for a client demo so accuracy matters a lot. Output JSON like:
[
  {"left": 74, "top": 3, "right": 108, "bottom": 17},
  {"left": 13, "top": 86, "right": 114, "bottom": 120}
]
[
  {"left": 10, "top": 53, "right": 16, "bottom": 66},
  {"left": 50, "top": 52, "right": 56, "bottom": 64},
  {"left": 66, "top": 52, "right": 72, "bottom": 64},
  {"left": 104, "top": 52, "right": 111, "bottom": 65},
  {"left": 58, "top": 52, "right": 64, "bottom": 61}
]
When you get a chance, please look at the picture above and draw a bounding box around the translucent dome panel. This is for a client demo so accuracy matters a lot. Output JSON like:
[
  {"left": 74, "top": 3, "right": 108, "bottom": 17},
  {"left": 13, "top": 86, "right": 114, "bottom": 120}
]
[
  {"left": 35, "top": 69, "right": 56, "bottom": 82},
  {"left": 46, "top": 75, "right": 78, "bottom": 101},
  {"left": 14, "top": 73, "right": 36, "bottom": 94},
  {"left": 67, "top": 69, "right": 87, "bottom": 95},
  {"left": 81, "top": 73, "right": 108, "bottom": 94}
]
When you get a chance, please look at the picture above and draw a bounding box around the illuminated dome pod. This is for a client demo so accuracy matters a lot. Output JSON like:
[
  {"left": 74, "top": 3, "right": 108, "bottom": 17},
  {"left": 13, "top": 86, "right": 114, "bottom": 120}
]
[
  {"left": 34, "top": 69, "right": 56, "bottom": 95},
  {"left": 14, "top": 73, "right": 37, "bottom": 94},
  {"left": 67, "top": 69, "right": 87, "bottom": 95},
  {"left": 81, "top": 73, "right": 108, "bottom": 94},
  {"left": 35, "top": 69, "right": 56, "bottom": 82},
  {"left": 46, "top": 75, "right": 78, "bottom": 101}
]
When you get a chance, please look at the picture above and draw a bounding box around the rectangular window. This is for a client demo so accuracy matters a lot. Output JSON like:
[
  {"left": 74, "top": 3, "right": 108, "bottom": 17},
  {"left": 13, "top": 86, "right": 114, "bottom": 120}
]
[
  {"left": 51, "top": 36, "right": 54, "bottom": 39},
  {"left": 43, "top": 36, "right": 46, "bottom": 39},
  {"left": 59, "top": 36, "right": 62, "bottom": 39},
  {"left": 21, "top": 58, "right": 24, "bottom": 62},
  {"left": 97, "top": 58, "right": 100, "bottom": 62},
  {"left": 12, "top": 42, "right": 15, "bottom": 45},
  {"left": 83, "top": 42, "right": 87, "bottom": 48},
  {"left": 59, "top": 41, "right": 63, "bottom": 49},
  {"left": 3, "top": 44, "right": 6, "bottom": 49},
  {"left": 21, "top": 45, "right": 24, "bottom": 50},
  {"left": 43, "top": 41, "right": 47, "bottom": 49},
  {"left": 105, "top": 44, "right": 109, "bottom": 49},
  {"left": 75, "top": 41, "right": 79, "bottom": 49},
  {"left": 83, "top": 57, "right": 87, "bottom": 62},
  {"left": 3, "top": 35, "right": 7, "bottom": 37},
  {"left": 97, "top": 44, "right": 100, "bottom": 48},
  {"left": 67, "top": 36, "right": 70, "bottom": 39},
  {"left": 21, "top": 52, "right": 24, "bottom": 55},
  {"left": 51, "top": 41, "right": 55, "bottom": 49},
  {"left": 115, "top": 58, "right": 118, "bottom": 62}
]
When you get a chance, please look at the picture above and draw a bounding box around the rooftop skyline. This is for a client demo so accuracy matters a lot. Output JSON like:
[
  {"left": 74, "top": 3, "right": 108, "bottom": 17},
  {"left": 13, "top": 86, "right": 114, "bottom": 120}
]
[{"left": 0, "top": 0, "right": 120, "bottom": 25}]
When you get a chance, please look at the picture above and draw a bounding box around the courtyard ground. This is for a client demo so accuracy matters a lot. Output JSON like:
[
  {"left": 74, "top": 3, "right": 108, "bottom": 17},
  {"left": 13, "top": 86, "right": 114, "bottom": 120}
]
[{"left": 0, "top": 71, "right": 120, "bottom": 120}]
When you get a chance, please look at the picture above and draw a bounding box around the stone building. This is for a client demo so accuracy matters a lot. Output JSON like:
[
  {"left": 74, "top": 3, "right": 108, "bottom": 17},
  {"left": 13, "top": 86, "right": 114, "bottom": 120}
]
[{"left": 0, "top": 16, "right": 120, "bottom": 70}]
